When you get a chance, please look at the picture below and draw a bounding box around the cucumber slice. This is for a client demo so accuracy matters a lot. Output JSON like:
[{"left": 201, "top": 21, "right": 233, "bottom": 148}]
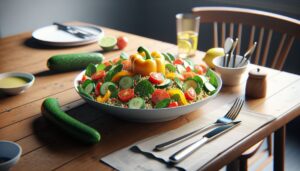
[
  {"left": 156, "top": 79, "right": 172, "bottom": 89},
  {"left": 100, "top": 82, "right": 117, "bottom": 96},
  {"left": 84, "top": 83, "right": 95, "bottom": 94},
  {"left": 119, "top": 76, "right": 134, "bottom": 89},
  {"left": 128, "top": 97, "right": 145, "bottom": 109},
  {"left": 182, "top": 79, "right": 198, "bottom": 91},
  {"left": 176, "top": 64, "right": 186, "bottom": 74},
  {"left": 81, "top": 79, "right": 93, "bottom": 89},
  {"left": 204, "top": 82, "right": 216, "bottom": 92}
]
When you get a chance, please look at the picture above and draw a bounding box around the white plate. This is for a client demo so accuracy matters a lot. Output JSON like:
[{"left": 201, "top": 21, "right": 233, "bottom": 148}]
[
  {"left": 32, "top": 25, "right": 104, "bottom": 47},
  {"left": 73, "top": 70, "right": 222, "bottom": 123}
]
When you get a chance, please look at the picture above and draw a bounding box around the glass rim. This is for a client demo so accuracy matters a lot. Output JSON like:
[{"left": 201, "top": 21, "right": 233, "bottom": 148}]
[{"left": 176, "top": 13, "right": 200, "bottom": 20}]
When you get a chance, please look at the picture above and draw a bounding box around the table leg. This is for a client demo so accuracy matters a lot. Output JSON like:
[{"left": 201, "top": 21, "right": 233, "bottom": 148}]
[{"left": 274, "top": 125, "right": 286, "bottom": 171}]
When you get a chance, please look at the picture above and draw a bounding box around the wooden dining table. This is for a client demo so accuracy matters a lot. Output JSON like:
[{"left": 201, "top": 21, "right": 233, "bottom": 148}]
[{"left": 0, "top": 22, "right": 299, "bottom": 171}]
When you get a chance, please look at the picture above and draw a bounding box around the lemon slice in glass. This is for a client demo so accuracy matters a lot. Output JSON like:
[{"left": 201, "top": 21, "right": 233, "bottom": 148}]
[
  {"left": 178, "top": 40, "right": 192, "bottom": 54},
  {"left": 99, "top": 36, "right": 117, "bottom": 51}
]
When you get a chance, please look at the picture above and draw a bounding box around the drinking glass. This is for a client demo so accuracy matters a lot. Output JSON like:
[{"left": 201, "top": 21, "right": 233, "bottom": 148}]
[{"left": 176, "top": 13, "right": 200, "bottom": 58}]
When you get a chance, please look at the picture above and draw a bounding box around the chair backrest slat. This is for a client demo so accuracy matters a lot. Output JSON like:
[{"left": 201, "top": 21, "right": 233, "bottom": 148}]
[
  {"left": 230, "top": 23, "right": 234, "bottom": 38},
  {"left": 237, "top": 23, "right": 243, "bottom": 55},
  {"left": 272, "top": 33, "right": 287, "bottom": 68},
  {"left": 222, "top": 22, "right": 226, "bottom": 47},
  {"left": 276, "top": 36, "right": 295, "bottom": 70},
  {"left": 254, "top": 27, "right": 265, "bottom": 64},
  {"left": 213, "top": 22, "right": 218, "bottom": 47},
  {"left": 249, "top": 26, "right": 256, "bottom": 49},
  {"left": 261, "top": 30, "right": 273, "bottom": 66}
]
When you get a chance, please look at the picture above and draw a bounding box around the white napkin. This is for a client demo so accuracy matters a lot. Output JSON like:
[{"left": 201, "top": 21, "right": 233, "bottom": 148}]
[{"left": 101, "top": 108, "right": 274, "bottom": 171}]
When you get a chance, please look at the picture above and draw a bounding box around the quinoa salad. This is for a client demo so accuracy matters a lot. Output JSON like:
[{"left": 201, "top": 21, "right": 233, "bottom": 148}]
[{"left": 77, "top": 46, "right": 219, "bottom": 109}]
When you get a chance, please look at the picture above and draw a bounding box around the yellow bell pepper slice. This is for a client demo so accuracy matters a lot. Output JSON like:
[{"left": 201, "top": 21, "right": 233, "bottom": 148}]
[
  {"left": 130, "top": 53, "right": 157, "bottom": 76},
  {"left": 96, "top": 90, "right": 111, "bottom": 103},
  {"left": 151, "top": 51, "right": 166, "bottom": 75},
  {"left": 111, "top": 70, "right": 133, "bottom": 82},
  {"left": 165, "top": 72, "right": 184, "bottom": 80},
  {"left": 168, "top": 88, "right": 189, "bottom": 105}
]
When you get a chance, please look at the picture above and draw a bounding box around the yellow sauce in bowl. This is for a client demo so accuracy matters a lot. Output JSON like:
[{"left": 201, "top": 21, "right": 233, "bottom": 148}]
[{"left": 0, "top": 76, "right": 29, "bottom": 88}]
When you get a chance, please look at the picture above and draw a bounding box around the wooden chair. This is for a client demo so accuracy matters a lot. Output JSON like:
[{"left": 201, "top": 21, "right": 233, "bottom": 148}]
[{"left": 192, "top": 6, "right": 300, "bottom": 170}]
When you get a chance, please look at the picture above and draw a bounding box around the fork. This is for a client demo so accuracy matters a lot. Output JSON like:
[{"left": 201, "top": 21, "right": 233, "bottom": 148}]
[{"left": 154, "top": 97, "right": 244, "bottom": 151}]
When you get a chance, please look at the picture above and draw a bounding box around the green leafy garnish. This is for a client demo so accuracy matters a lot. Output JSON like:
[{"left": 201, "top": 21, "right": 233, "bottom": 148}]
[
  {"left": 104, "top": 65, "right": 113, "bottom": 71},
  {"left": 206, "top": 69, "right": 218, "bottom": 88},
  {"left": 120, "top": 52, "right": 129, "bottom": 60},
  {"left": 162, "top": 53, "right": 172, "bottom": 63},
  {"left": 174, "top": 77, "right": 183, "bottom": 89},
  {"left": 155, "top": 98, "right": 171, "bottom": 108},
  {"left": 167, "top": 53, "right": 175, "bottom": 61},
  {"left": 171, "top": 94, "right": 180, "bottom": 102},
  {"left": 85, "top": 64, "right": 97, "bottom": 77},
  {"left": 133, "top": 74, "right": 141, "bottom": 82},
  {"left": 134, "top": 80, "right": 154, "bottom": 97},
  {"left": 165, "top": 63, "right": 176, "bottom": 72},
  {"left": 77, "top": 86, "right": 94, "bottom": 100},
  {"left": 104, "top": 64, "right": 123, "bottom": 82},
  {"left": 96, "top": 63, "right": 106, "bottom": 71},
  {"left": 108, "top": 85, "right": 118, "bottom": 98}
]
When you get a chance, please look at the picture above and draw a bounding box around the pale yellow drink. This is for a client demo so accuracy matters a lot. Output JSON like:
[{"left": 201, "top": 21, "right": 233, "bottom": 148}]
[{"left": 177, "top": 31, "right": 198, "bottom": 58}]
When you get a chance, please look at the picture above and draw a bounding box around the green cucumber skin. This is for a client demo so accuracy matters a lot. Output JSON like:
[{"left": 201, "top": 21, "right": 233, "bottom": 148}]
[
  {"left": 41, "top": 98, "right": 100, "bottom": 144},
  {"left": 47, "top": 53, "right": 104, "bottom": 71}
]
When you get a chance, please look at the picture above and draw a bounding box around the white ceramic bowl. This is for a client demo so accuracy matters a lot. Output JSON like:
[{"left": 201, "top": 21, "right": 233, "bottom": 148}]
[
  {"left": 0, "top": 141, "right": 22, "bottom": 171},
  {"left": 0, "top": 72, "right": 35, "bottom": 95},
  {"left": 213, "top": 55, "right": 249, "bottom": 86},
  {"left": 74, "top": 70, "right": 222, "bottom": 123}
]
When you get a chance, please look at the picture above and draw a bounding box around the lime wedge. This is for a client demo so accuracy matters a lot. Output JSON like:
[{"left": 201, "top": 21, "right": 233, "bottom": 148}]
[
  {"left": 178, "top": 40, "right": 192, "bottom": 54},
  {"left": 99, "top": 36, "right": 117, "bottom": 51}
]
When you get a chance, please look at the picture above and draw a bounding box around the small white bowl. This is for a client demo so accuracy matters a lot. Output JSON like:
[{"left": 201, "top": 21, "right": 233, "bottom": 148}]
[
  {"left": 213, "top": 55, "right": 249, "bottom": 86},
  {"left": 0, "top": 141, "right": 22, "bottom": 171},
  {"left": 0, "top": 72, "right": 35, "bottom": 95}
]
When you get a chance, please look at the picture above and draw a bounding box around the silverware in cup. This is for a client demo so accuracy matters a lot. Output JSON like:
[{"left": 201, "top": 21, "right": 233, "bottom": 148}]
[
  {"left": 154, "top": 97, "right": 244, "bottom": 151},
  {"left": 237, "top": 42, "right": 257, "bottom": 67}
]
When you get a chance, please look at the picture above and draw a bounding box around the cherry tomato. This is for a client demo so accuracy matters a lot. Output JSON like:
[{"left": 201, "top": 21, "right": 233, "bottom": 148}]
[
  {"left": 182, "top": 72, "right": 197, "bottom": 80},
  {"left": 173, "top": 58, "right": 184, "bottom": 65},
  {"left": 194, "top": 65, "right": 204, "bottom": 75},
  {"left": 112, "top": 57, "right": 121, "bottom": 64},
  {"left": 149, "top": 72, "right": 164, "bottom": 84},
  {"left": 104, "top": 61, "right": 111, "bottom": 67},
  {"left": 186, "top": 66, "right": 192, "bottom": 72},
  {"left": 168, "top": 101, "right": 179, "bottom": 108},
  {"left": 151, "top": 89, "right": 170, "bottom": 104},
  {"left": 118, "top": 89, "right": 134, "bottom": 102},
  {"left": 122, "top": 60, "right": 132, "bottom": 71},
  {"left": 185, "top": 87, "right": 196, "bottom": 100},
  {"left": 117, "top": 36, "right": 129, "bottom": 50},
  {"left": 81, "top": 75, "right": 87, "bottom": 83},
  {"left": 95, "top": 82, "right": 102, "bottom": 96},
  {"left": 91, "top": 70, "right": 106, "bottom": 80}
]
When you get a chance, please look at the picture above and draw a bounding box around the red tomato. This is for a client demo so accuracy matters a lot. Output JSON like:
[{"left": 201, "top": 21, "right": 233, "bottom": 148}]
[
  {"left": 91, "top": 70, "right": 106, "bottom": 80},
  {"left": 182, "top": 72, "right": 197, "bottom": 80},
  {"left": 149, "top": 72, "right": 164, "bottom": 84},
  {"left": 118, "top": 89, "right": 134, "bottom": 102},
  {"left": 200, "top": 63, "right": 207, "bottom": 73},
  {"left": 185, "top": 87, "right": 196, "bottom": 100},
  {"left": 173, "top": 58, "right": 184, "bottom": 65},
  {"left": 168, "top": 101, "right": 179, "bottom": 108},
  {"left": 117, "top": 36, "right": 129, "bottom": 50},
  {"left": 95, "top": 82, "right": 102, "bottom": 96},
  {"left": 104, "top": 61, "right": 111, "bottom": 67},
  {"left": 81, "top": 75, "right": 87, "bottom": 83},
  {"left": 112, "top": 57, "right": 121, "bottom": 64},
  {"left": 151, "top": 89, "right": 170, "bottom": 104},
  {"left": 194, "top": 65, "right": 204, "bottom": 75},
  {"left": 122, "top": 60, "right": 132, "bottom": 71},
  {"left": 186, "top": 66, "right": 192, "bottom": 72}
]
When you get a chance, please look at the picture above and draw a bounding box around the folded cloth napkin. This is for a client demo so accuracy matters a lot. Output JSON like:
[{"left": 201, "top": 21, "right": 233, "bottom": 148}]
[{"left": 101, "top": 107, "right": 274, "bottom": 171}]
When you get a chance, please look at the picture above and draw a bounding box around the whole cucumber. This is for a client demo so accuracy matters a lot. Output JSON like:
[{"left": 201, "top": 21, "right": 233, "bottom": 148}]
[
  {"left": 41, "top": 98, "right": 101, "bottom": 144},
  {"left": 47, "top": 53, "right": 104, "bottom": 71}
]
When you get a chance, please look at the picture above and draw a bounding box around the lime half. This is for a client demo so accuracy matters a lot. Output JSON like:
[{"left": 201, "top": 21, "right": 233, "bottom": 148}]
[{"left": 99, "top": 36, "right": 117, "bottom": 51}]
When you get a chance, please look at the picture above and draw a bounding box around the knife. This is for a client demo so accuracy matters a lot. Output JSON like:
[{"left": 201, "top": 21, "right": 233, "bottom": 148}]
[
  {"left": 53, "top": 22, "right": 95, "bottom": 39},
  {"left": 169, "top": 121, "right": 241, "bottom": 163}
]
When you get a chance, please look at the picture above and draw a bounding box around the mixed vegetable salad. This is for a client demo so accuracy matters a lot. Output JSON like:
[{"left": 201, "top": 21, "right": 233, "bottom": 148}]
[{"left": 77, "top": 46, "right": 219, "bottom": 109}]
